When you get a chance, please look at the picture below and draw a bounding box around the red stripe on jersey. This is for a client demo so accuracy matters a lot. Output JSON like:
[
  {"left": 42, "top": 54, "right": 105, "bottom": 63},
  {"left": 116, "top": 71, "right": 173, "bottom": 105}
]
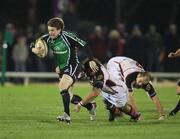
[{"left": 113, "top": 61, "right": 124, "bottom": 77}]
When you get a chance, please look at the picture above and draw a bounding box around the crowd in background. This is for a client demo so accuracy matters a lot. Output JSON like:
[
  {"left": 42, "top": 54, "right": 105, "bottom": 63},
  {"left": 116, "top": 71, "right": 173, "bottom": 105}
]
[{"left": 0, "top": 22, "right": 180, "bottom": 74}]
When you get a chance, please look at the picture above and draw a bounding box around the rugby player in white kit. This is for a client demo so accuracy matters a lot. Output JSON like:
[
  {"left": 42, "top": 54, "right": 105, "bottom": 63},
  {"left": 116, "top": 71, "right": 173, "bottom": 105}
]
[
  {"left": 75, "top": 59, "right": 141, "bottom": 121},
  {"left": 106, "top": 56, "right": 165, "bottom": 120}
]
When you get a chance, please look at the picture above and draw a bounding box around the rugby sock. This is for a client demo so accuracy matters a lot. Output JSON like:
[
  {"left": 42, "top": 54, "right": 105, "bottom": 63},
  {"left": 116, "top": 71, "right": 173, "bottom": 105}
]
[
  {"left": 108, "top": 107, "right": 116, "bottom": 121},
  {"left": 172, "top": 100, "right": 180, "bottom": 114},
  {"left": 60, "top": 90, "right": 70, "bottom": 116},
  {"left": 71, "top": 94, "right": 92, "bottom": 110},
  {"left": 121, "top": 104, "right": 139, "bottom": 119},
  {"left": 84, "top": 103, "right": 93, "bottom": 111}
]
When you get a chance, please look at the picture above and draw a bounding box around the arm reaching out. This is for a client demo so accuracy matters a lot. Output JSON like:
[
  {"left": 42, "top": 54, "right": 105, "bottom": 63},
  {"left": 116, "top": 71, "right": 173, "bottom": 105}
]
[
  {"left": 168, "top": 48, "right": 180, "bottom": 58},
  {"left": 75, "top": 87, "right": 101, "bottom": 112}
]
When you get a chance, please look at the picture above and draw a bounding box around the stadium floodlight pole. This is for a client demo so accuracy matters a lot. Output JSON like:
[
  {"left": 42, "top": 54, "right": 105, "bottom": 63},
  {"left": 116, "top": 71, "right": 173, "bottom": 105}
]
[{"left": 1, "top": 43, "right": 8, "bottom": 86}]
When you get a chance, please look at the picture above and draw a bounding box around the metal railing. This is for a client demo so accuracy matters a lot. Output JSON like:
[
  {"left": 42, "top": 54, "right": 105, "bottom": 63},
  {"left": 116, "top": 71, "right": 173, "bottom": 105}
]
[{"left": 0, "top": 72, "right": 58, "bottom": 86}]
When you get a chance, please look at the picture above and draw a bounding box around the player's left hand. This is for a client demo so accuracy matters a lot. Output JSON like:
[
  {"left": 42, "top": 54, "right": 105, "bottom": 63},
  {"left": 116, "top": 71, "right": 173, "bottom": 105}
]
[
  {"left": 30, "top": 42, "right": 35, "bottom": 49},
  {"left": 55, "top": 66, "right": 60, "bottom": 74},
  {"left": 89, "top": 60, "right": 99, "bottom": 72}
]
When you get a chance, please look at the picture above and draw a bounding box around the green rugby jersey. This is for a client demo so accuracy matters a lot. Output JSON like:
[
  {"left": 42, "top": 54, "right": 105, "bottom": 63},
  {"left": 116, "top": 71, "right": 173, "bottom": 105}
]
[{"left": 41, "top": 31, "right": 87, "bottom": 69}]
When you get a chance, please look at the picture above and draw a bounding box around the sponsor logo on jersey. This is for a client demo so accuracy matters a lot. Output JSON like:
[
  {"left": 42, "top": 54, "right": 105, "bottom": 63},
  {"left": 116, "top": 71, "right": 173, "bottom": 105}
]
[{"left": 53, "top": 50, "right": 68, "bottom": 54}]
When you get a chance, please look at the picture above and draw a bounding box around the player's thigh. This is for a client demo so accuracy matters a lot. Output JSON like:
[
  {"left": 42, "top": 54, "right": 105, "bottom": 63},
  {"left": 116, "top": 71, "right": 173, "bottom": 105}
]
[{"left": 58, "top": 74, "right": 74, "bottom": 90}]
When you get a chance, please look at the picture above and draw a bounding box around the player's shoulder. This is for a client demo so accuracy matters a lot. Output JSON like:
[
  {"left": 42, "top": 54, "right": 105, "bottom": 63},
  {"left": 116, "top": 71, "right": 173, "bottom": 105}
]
[
  {"left": 62, "top": 31, "right": 77, "bottom": 39},
  {"left": 41, "top": 34, "right": 51, "bottom": 43},
  {"left": 41, "top": 34, "right": 50, "bottom": 39},
  {"left": 63, "top": 31, "right": 87, "bottom": 47}
]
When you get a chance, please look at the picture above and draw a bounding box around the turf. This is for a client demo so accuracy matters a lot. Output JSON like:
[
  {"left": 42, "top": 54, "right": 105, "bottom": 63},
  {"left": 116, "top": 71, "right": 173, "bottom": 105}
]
[{"left": 0, "top": 82, "right": 180, "bottom": 139}]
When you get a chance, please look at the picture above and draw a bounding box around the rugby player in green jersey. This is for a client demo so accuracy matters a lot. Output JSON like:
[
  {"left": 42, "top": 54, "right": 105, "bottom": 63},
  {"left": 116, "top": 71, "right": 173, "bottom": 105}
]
[
  {"left": 168, "top": 49, "right": 180, "bottom": 116},
  {"left": 31, "top": 17, "right": 98, "bottom": 124}
]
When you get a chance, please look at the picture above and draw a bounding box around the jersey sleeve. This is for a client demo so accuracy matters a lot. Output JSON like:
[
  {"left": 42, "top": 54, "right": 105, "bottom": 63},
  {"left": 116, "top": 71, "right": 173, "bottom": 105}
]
[
  {"left": 142, "top": 82, "right": 156, "bottom": 98},
  {"left": 63, "top": 31, "right": 94, "bottom": 59},
  {"left": 63, "top": 31, "right": 87, "bottom": 48}
]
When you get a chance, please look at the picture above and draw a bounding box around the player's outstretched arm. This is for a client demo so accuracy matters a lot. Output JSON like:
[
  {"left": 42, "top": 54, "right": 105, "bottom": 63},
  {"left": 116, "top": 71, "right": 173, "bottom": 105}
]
[
  {"left": 168, "top": 52, "right": 176, "bottom": 58},
  {"left": 168, "top": 48, "right": 180, "bottom": 58},
  {"left": 75, "top": 88, "right": 101, "bottom": 112}
]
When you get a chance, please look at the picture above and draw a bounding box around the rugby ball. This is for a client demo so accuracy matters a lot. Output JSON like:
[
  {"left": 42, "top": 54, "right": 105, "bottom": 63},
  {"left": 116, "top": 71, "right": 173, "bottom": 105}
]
[{"left": 35, "top": 38, "right": 48, "bottom": 58}]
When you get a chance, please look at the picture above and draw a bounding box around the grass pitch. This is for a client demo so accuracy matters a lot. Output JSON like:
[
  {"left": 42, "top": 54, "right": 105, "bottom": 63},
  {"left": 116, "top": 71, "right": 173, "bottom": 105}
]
[{"left": 0, "top": 82, "right": 180, "bottom": 139}]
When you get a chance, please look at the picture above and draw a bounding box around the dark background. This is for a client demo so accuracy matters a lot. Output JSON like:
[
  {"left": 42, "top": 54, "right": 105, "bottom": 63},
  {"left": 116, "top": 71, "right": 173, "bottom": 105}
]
[{"left": 0, "top": 0, "right": 179, "bottom": 32}]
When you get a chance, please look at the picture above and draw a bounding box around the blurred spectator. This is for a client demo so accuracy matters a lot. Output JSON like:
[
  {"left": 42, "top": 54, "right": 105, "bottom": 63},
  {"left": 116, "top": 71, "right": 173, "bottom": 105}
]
[
  {"left": 12, "top": 35, "right": 28, "bottom": 72},
  {"left": 26, "top": 26, "right": 37, "bottom": 71},
  {"left": 115, "top": 23, "right": 129, "bottom": 56},
  {"left": 125, "top": 25, "right": 146, "bottom": 68},
  {"left": 144, "top": 24, "right": 164, "bottom": 71},
  {"left": 35, "top": 24, "right": 47, "bottom": 38},
  {"left": 163, "top": 24, "right": 180, "bottom": 72},
  {"left": 12, "top": 35, "right": 28, "bottom": 83},
  {"left": 116, "top": 23, "right": 128, "bottom": 38},
  {"left": 88, "top": 25, "right": 109, "bottom": 63},
  {"left": 108, "top": 29, "right": 125, "bottom": 57},
  {"left": 63, "top": 1, "right": 78, "bottom": 32},
  {"left": 35, "top": 24, "right": 48, "bottom": 72},
  {"left": 26, "top": 26, "right": 36, "bottom": 45}
]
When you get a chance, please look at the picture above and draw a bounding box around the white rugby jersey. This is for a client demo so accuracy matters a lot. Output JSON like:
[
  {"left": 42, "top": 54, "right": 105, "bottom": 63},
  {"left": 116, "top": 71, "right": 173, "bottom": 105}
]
[
  {"left": 100, "top": 64, "right": 127, "bottom": 95},
  {"left": 107, "top": 56, "right": 145, "bottom": 80}
]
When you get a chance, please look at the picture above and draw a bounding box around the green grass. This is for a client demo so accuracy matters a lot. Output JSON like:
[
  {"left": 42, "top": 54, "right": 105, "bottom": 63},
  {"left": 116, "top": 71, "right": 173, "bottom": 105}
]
[{"left": 0, "top": 82, "right": 180, "bottom": 139}]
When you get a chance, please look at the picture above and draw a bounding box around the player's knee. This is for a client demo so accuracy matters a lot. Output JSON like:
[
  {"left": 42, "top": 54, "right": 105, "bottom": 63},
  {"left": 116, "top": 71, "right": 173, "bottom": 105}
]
[
  {"left": 59, "top": 75, "right": 74, "bottom": 88},
  {"left": 60, "top": 89, "right": 69, "bottom": 95}
]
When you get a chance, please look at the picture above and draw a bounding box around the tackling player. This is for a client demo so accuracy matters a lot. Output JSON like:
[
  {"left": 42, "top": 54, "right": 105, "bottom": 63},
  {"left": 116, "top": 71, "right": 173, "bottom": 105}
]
[
  {"left": 106, "top": 56, "right": 165, "bottom": 120},
  {"left": 30, "top": 17, "right": 98, "bottom": 123},
  {"left": 75, "top": 59, "right": 141, "bottom": 121},
  {"left": 168, "top": 48, "right": 180, "bottom": 116}
]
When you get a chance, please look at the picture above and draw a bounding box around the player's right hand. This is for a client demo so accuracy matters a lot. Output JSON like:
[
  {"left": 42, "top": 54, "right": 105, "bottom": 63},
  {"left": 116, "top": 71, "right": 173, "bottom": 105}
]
[
  {"left": 168, "top": 52, "right": 176, "bottom": 58},
  {"left": 89, "top": 60, "right": 99, "bottom": 73}
]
